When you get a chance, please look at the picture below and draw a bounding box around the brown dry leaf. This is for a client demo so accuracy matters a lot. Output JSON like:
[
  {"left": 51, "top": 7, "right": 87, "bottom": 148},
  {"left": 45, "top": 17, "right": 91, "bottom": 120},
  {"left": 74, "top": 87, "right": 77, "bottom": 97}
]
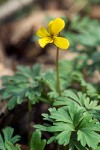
[
  {"left": 91, "top": 5, "right": 100, "bottom": 19},
  {"left": 20, "top": 144, "right": 29, "bottom": 150}
]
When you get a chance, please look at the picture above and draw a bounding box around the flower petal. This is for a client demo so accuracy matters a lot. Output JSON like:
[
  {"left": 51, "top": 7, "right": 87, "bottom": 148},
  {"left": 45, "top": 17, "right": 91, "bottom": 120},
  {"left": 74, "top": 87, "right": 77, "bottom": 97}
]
[
  {"left": 48, "top": 18, "right": 65, "bottom": 35},
  {"left": 48, "top": 21, "right": 53, "bottom": 33},
  {"left": 54, "top": 37, "right": 70, "bottom": 50},
  {"left": 38, "top": 37, "right": 53, "bottom": 48},
  {"left": 36, "top": 26, "right": 50, "bottom": 37}
]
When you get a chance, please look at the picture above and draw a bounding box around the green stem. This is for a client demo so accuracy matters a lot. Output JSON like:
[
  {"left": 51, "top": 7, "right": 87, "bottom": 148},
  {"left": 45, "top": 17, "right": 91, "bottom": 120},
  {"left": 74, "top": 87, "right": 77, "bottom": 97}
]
[
  {"left": 28, "top": 100, "right": 32, "bottom": 112},
  {"left": 56, "top": 47, "right": 61, "bottom": 96},
  {"left": 28, "top": 100, "right": 32, "bottom": 139},
  {"left": 64, "top": 146, "right": 67, "bottom": 150}
]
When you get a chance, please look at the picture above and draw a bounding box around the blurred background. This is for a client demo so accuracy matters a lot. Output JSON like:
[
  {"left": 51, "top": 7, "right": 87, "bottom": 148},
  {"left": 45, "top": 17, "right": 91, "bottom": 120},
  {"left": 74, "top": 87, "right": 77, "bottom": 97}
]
[{"left": 0, "top": 0, "right": 100, "bottom": 79}]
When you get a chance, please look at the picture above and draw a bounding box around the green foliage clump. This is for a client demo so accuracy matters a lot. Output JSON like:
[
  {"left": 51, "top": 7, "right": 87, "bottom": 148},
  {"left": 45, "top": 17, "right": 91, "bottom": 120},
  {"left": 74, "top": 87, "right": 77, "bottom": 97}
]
[
  {"left": 35, "top": 103, "right": 100, "bottom": 149},
  {"left": 0, "top": 64, "right": 42, "bottom": 109},
  {"left": 0, "top": 127, "right": 21, "bottom": 150}
]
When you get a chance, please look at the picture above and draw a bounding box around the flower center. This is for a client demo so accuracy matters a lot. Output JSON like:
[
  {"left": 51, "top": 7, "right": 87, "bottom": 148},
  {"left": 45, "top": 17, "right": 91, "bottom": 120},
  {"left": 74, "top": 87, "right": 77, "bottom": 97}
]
[
  {"left": 50, "top": 34, "right": 56, "bottom": 40},
  {"left": 50, "top": 34, "right": 54, "bottom": 39}
]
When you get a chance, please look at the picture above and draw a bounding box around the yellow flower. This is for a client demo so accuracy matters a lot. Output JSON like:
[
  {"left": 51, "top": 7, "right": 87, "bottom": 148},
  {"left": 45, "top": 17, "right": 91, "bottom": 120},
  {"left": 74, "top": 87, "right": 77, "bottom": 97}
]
[{"left": 36, "top": 18, "right": 70, "bottom": 50}]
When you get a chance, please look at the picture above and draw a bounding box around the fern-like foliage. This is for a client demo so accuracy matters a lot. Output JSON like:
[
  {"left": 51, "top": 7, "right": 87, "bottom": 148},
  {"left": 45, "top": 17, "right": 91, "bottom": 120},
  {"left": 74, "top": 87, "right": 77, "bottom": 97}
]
[
  {"left": 65, "top": 15, "right": 100, "bottom": 48},
  {"left": 59, "top": 60, "right": 100, "bottom": 98},
  {"left": 0, "top": 64, "right": 42, "bottom": 109},
  {"left": 34, "top": 103, "right": 100, "bottom": 149},
  {"left": 53, "top": 90, "right": 100, "bottom": 120},
  {"left": 63, "top": 16, "right": 100, "bottom": 73},
  {"left": 5, "top": 142, "right": 21, "bottom": 150},
  {"left": 0, "top": 127, "right": 20, "bottom": 150}
]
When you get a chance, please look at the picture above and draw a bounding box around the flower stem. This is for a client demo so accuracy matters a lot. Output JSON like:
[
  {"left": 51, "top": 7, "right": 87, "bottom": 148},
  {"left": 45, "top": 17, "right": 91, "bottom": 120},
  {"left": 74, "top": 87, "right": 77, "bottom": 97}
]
[{"left": 56, "top": 47, "right": 61, "bottom": 96}]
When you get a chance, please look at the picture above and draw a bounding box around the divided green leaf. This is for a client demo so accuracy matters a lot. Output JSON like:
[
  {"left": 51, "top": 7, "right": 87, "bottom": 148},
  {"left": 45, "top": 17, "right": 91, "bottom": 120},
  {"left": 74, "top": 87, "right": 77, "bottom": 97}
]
[{"left": 30, "top": 130, "right": 46, "bottom": 150}]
